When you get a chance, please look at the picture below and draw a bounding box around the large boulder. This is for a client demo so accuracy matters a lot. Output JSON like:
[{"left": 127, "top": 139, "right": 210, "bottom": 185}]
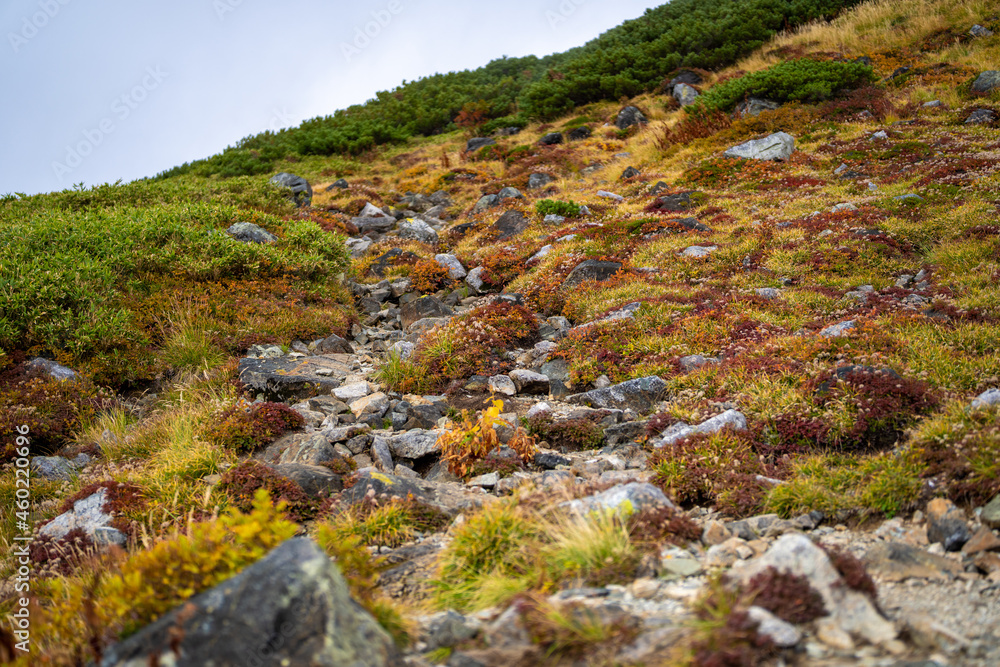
[
  {"left": 527, "top": 173, "right": 555, "bottom": 190},
  {"left": 616, "top": 106, "right": 647, "bottom": 129},
  {"left": 567, "top": 376, "right": 667, "bottom": 413},
  {"left": 971, "top": 70, "right": 1000, "bottom": 93},
  {"left": 99, "top": 538, "right": 402, "bottom": 667},
  {"left": 269, "top": 172, "right": 312, "bottom": 207},
  {"left": 723, "top": 132, "right": 795, "bottom": 161},
  {"left": 226, "top": 222, "right": 277, "bottom": 244},
  {"left": 237, "top": 354, "right": 352, "bottom": 401},
  {"left": 563, "top": 260, "right": 622, "bottom": 290},
  {"left": 489, "top": 210, "right": 530, "bottom": 241},
  {"left": 672, "top": 83, "right": 699, "bottom": 106},
  {"left": 401, "top": 296, "right": 454, "bottom": 330}
]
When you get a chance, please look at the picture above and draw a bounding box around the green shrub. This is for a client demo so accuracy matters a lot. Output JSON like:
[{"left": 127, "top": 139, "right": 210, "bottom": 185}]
[
  {"left": 695, "top": 59, "right": 876, "bottom": 113},
  {"left": 536, "top": 199, "right": 581, "bottom": 218}
]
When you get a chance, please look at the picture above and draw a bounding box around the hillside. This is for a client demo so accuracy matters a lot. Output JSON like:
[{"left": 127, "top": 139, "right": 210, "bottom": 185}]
[{"left": 2, "top": 0, "right": 1000, "bottom": 665}]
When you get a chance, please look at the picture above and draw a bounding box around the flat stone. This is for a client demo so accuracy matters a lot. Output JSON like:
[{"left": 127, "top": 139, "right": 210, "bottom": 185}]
[
  {"left": 723, "top": 132, "right": 795, "bottom": 161},
  {"left": 271, "top": 463, "right": 343, "bottom": 497},
  {"left": 567, "top": 376, "right": 666, "bottom": 413},
  {"left": 971, "top": 70, "right": 1000, "bottom": 93},
  {"left": 817, "top": 320, "right": 856, "bottom": 338},
  {"left": 434, "top": 254, "right": 467, "bottom": 279},
  {"left": 961, "top": 526, "right": 1000, "bottom": 554},
  {"left": 351, "top": 392, "right": 390, "bottom": 420},
  {"left": 467, "top": 472, "right": 499, "bottom": 488},
  {"left": 26, "top": 357, "right": 77, "bottom": 381},
  {"left": 748, "top": 606, "right": 802, "bottom": 647},
  {"left": 237, "top": 354, "right": 351, "bottom": 401},
  {"left": 971, "top": 388, "right": 1000, "bottom": 410},
  {"left": 260, "top": 433, "right": 340, "bottom": 466},
  {"left": 508, "top": 369, "right": 550, "bottom": 395},
  {"left": 401, "top": 296, "right": 453, "bottom": 330},
  {"left": 488, "top": 375, "right": 517, "bottom": 396},
  {"left": 30, "top": 456, "right": 77, "bottom": 481},
  {"left": 397, "top": 218, "right": 438, "bottom": 245},
  {"left": 388, "top": 429, "right": 441, "bottom": 459},
  {"left": 655, "top": 410, "right": 747, "bottom": 447},
  {"left": 682, "top": 245, "right": 717, "bottom": 258},
  {"left": 564, "top": 260, "right": 623, "bottom": 290},
  {"left": 40, "top": 487, "right": 126, "bottom": 546},
  {"left": 864, "top": 541, "right": 962, "bottom": 581},
  {"left": 562, "top": 482, "right": 677, "bottom": 516}
]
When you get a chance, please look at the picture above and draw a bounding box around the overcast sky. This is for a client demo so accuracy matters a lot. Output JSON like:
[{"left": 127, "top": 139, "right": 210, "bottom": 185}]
[{"left": 1, "top": 0, "right": 663, "bottom": 196}]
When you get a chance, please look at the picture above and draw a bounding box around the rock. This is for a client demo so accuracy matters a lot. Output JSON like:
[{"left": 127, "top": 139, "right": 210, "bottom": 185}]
[
  {"left": 465, "top": 267, "right": 486, "bottom": 292},
  {"left": 871, "top": 130, "right": 889, "bottom": 140},
  {"left": 351, "top": 392, "right": 390, "bottom": 420},
  {"left": 226, "top": 222, "right": 277, "bottom": 244},
  {"left": 271, "top": 463, "right": 344, "bottom": 496},
  {"left": 563, "top": 260, "right": 622, "bottom": 290},
  {"left": 99, "top": 538, "right": 401, "bottom": 667},
  {"left": 621, "top": 166, "right": 641, "bottom": 180},
  {"left": 353, "top": 215, "right": 396, "bottom": 234},
  {"left": 371, "top": 437, "right": 394, "bottom": 471},
  {"left": 603, "top": 420, "right": 646, "bottom": 446},
  {"left": 468, "top": 472, "right": 499, "bottom": 488},
  {"left": 864, "top": 541, "right": 962, "bottom": 581},
  {"left": 923, "top": 100, "right": 944, "bottom": 108},
  {"left": 616, "top": 106, "right": 647, "bottom": 129},
  {"left": 498, "top": 187, "right": 523, "bottom": 201},
  {"left": 650, "top": 191, "right": 695, "bottom": 212},
  {"left": 527, "top": 173, "right": 555, "bottom": 190},
  {"left": 755, "top": 287, "right": 780, "bottom": 299},
  {"left": 269, "top": 172, "right": 312, "bottom": 207},
  {"left": 723, "top": 132, "right": 795, "bottom": 161},
  {"left": 735, "top": 97, "right": 780, "bottom": 117},
  {"left": 679, "top": 355, "right": 713, "bottom": 372},
  {"left": 654, "top": 410, "right": 747, "bottom": 447},
  {"left": 488, "top": 375, "right": 517, "bottom": 396},
  {"left": 473, "top": 194, "right": 500, "bottom": 213},
  {"left": 333, "top": 382, "right": 372, "bottom": 401},
  {"left": 970, "top": 24, "right": 994, "bottom": 37},
  {"left": 672, "top": 82, "right": 699, "bottom": 106},
  {"left": 971, "top": 71, "right": 1000, "bottom": 93},
  {"left": 926, "top": 498, "right": 971, "bottom": 551},
  {"left": 563, "top": 482, "right": 676, "bottom": 516},
  {"left": 966, "top": 108, "right": 997, "bottom": 124},
  {"left": 466, "top": 137, "right": 495, "bottom": 152},
  {"left": 961, "top": 526, "right": 1000, "bottom": 554},
  {"left": 568, "top": 376, "right": 666, "bottom": 414},
  {"left": 401, "top": 296, "right": 453, "bottom": 330},
  {"left": 489, "top": 210, "right": 530, "bottom": 241},
  {"left": 40, "top": 487, "right": 126, "bottom": 546},
  {"left": 567, "top": 126, "right": 591, "bottom": 140},
  {"left": 25, "top": 357, "right": 77, "bottom": 381},
  {"left": 682, "top": 245, "right": 717, "bottom": 258},
  {"left": 260, "top": 433, "right": 341, "bottom": 466},
  {"left": 508, "top": 369, "right": 550, "bottom": 395},
  {"left": 397, "top": 218, "right": 438, "bottom": 245},
  {"left": 323, "top": 423, "right": 371, "bottom": 443},
  {"left": 434, "top": 254, "right": 467, "bottom": 279},
  {"left": 528, "top": 245, "right": 552, "bottom": 263},
  {"left": 817, "top": 320, "right": 856, "bottom": 338},
  {"left": 597, "top": 190, "right": 625, "bottom": 202},
  {"left": 894, "top": 194, "right": 924, "bottom": 204},
  {"left": 421, "top": 610, "right": 481, "bottom": 651},
  {"left": 30, "top": 456, "right": 77, "bottom": 481},
  {"left": 343, "top": 470, "right": 485, "bottom": 515},
  {"left": 539, "top": 132, "right": 564, "bottom": 146},
  {"left": 238, "top": 354, "right": 351, "bottom": 401},
  {"left": 735, "top": 534, "right": 897, "bottom": 647},
  {"left": 669, "top": 70, "right": 702, "bottom": 86},
  {"left": 702, "top": 520, "right": 732, "bottom": 546},
  {"left": 326, "top": 178, "right": 349, "bottom": 190},
  {"left": 971, "top": 387, "right": 1000, "bottom": 410},
  {"left": 748, "top": 606, "right": 802, "bottom": 647},
  {"left": 316, "top": 333, "right": 352, "bottom": 354},
  {"left": 981, "top": 494, "right": 1000, "bottom": 529},
  {"left": 247, "top": 343, "right": 283, "bottom": 359},
  {"left": 389, "top": 429, "right": 441, "bottom": 459}
]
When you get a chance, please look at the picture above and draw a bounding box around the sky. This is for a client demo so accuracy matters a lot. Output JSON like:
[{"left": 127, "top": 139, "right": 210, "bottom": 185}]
[{"left": 1, "top": 0, "right": 664, "bottom": 196}]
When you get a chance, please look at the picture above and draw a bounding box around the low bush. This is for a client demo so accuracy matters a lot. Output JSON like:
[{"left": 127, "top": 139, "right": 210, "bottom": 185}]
[
  {"left": 536, "top": 199, "right": 581, "bottom": 218},
  {"left": 205, "top": 401, "right": 303, "bottom": 453},
  {"left": 439, "top": 399, "right": 536, "bottom": 478},
  {"left": 526, "top": 413, "right": 604, "bottom": 451},
  {"left": 218, "top": 459, "right": 324, "bottom": 522}
]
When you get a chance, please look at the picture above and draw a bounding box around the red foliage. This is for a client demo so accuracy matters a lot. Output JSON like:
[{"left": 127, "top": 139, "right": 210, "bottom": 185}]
[
  {"left": 744, "top": 567, "right": 827, "bottom": 623},
  {"left": 219, "top": 460, "right": 327, "bottom": 523},
  {"left": 206, "top": 401, "right": 303, "bottom": 453}
]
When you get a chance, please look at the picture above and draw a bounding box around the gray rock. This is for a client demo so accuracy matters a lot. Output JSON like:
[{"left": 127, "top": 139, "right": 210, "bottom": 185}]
[
  {"left": 971, "top": 71, "right": 1000, "bottom": 93},
  {"left": 734, "top": 534, "right": 897, "bottom": 647},
  {"left": 527, "top": 173, "right": 555, "bottom": 190},
  {"left": 247, "top": 343, "right": 284, "bottom": 359},
  {"left": 508, "top": 369, "right": 550, "bottom": 395},
  {"left": 271, "top": 463, "right": 344, "bottom": 496},
  {"left": 597, "top": 190, "right": 625, "bottom": 202},
  {"left": 966, "top": 108, "right": 997, "bottom": 124},
  {"left": 567, "top": 126, "right": 592, "bottom": 140},
  {"left": 269, "top": 172, "right": 312, "bottom": 207},
  {"left": 682, "top": 245, "right": 717, "bottom": 258},
  {"left": 981, "top": 494, "right": 1000, "bottom": 529},
  {"left": 564, "top": 260, "right": 622, "bottom": 290},
  {"left": 401, "top": 296, "right": 453, "bottom": 330},
  {"left": 434, "top": 254, "right": 467, "bottom": 279},
  {"left": 655, "top": 409, "right": 747, "bottom": 447},
  {"left": 723, "top": 132, "right": 795, "bottom": 161},
  {"left": 467, "top": 472, "right": 499, "bottom": 488},
  {"left": 488, "top": 375, "right": 517, "bottom": 396},
  {"left": 528, "top": 244, "right": 553, "bottom": 263},
  {"left": 99, "top": 538, "right": 402, "bottom": 667},
  {"left": 616, "top": 106, "right": 647, "bottom": 129},
  {"left": 651, "top": 191, "right": 695, "bottom": 212},
  {"left": 894, "top": 194, "right": 923, "bottom": 204},
  {"left": 473, "top": 194, "right": 500, "bottom": 213},
  {"left": 226, "top": 222, "right": 277, "bottom": 244},
  {"left": 563, "top": 482, "right": 677, "bottom": 515},
  {"left": 871, "top": 130, "right": 889, "bottom": 140},
  {"left": 353, "top": 215, "right": 396, "bottom": 234},
  {"left": 567, "top": 376, "right": 667, "bottom": 413},
  {"left": 397, "top": 218, "right": 438, "bottom": 245},
  {"left": 735, "top": 97, "right": 780, "bottom": 117},
  {"left": 238, "top": 354, "right": 350, "bottom": 401},
  {"left": 539, "top": 132, "right": 564, "bottom": 145},
  {"left": 748, "top": 606, "right": 802, "bottom": 647},
  {"left": 466, "top": 267, "right": 486, "bottom": 292},
  {"left": 923, "top": 100, "right": 944, "bottom": 108},
  {"left": 621, "top": 166, "right": 641, "bottom": 180},
  {"left": 970, "top": 24, "right": 994, "bottom": 37},
  {"left": 371, "top": 437, "right": 394, "bottom": 471},
  {"left": 755, "top": 288, "right": 780, "bottom": 299},
  {"left": 489, "top": 210, "right": 530, "bottom": 241},
  {"left": 422, "top": 610, "right": 481, "bottom": 651},
  {"left": 498, "top": 187, "right": 523, "bottom": 201},
  {"left": 260, "top": 433, "right": 340, "bottom": 466},
  {"left": 333, "top": 382, "right": 372, "bottom": 401},
  {"left": 926, "top": 498, "right": 971, "bottom": 552},
  {"left": 25, "top": 357, "right": 77, "bottom": 381},
  {"left": 351, "top": 393, "right": 390, "bottom": 420},
  {"left": 972, "top": 387, "right": 1000, "bottom": 410},
  {"left": 40, "top": 487, "right": 126, "bottom": 546},
  {"left": 466, "top": 137, "right": 495, "bottom": 152},
  {"left": 673, "top": 82, "right": 699, "bottom": 106},
  {"left": 817, "top": 320, "right": 856, "bottom": 338},
  {"left": 30, "top": 456, "right": 77, "bottom": 481},
  {"left": 540, "top": 358, "right": 570, "bottom": 384},
  {"left": 389, "top": 429, "right": 441, "bottom": 459},
  {"left": 316, "top": 333, "right": 352, "bottom": 354},
  {"left": 327, "top": 178, "right": 349, "bottom": 190},
  {"left": 679, "top": 355, "right": 713, "bottom": 372},
  {"left": 388, "top": 341, "right": 416, "bottom": 360}
]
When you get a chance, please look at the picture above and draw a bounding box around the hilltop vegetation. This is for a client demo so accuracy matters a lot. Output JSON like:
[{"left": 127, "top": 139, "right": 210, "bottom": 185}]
[
  {"left": 156, "top": 0, "right": 863, "bottom": 179},
  {"left": 3, "top": 0, "right": 1000, "bottom": 664}
]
